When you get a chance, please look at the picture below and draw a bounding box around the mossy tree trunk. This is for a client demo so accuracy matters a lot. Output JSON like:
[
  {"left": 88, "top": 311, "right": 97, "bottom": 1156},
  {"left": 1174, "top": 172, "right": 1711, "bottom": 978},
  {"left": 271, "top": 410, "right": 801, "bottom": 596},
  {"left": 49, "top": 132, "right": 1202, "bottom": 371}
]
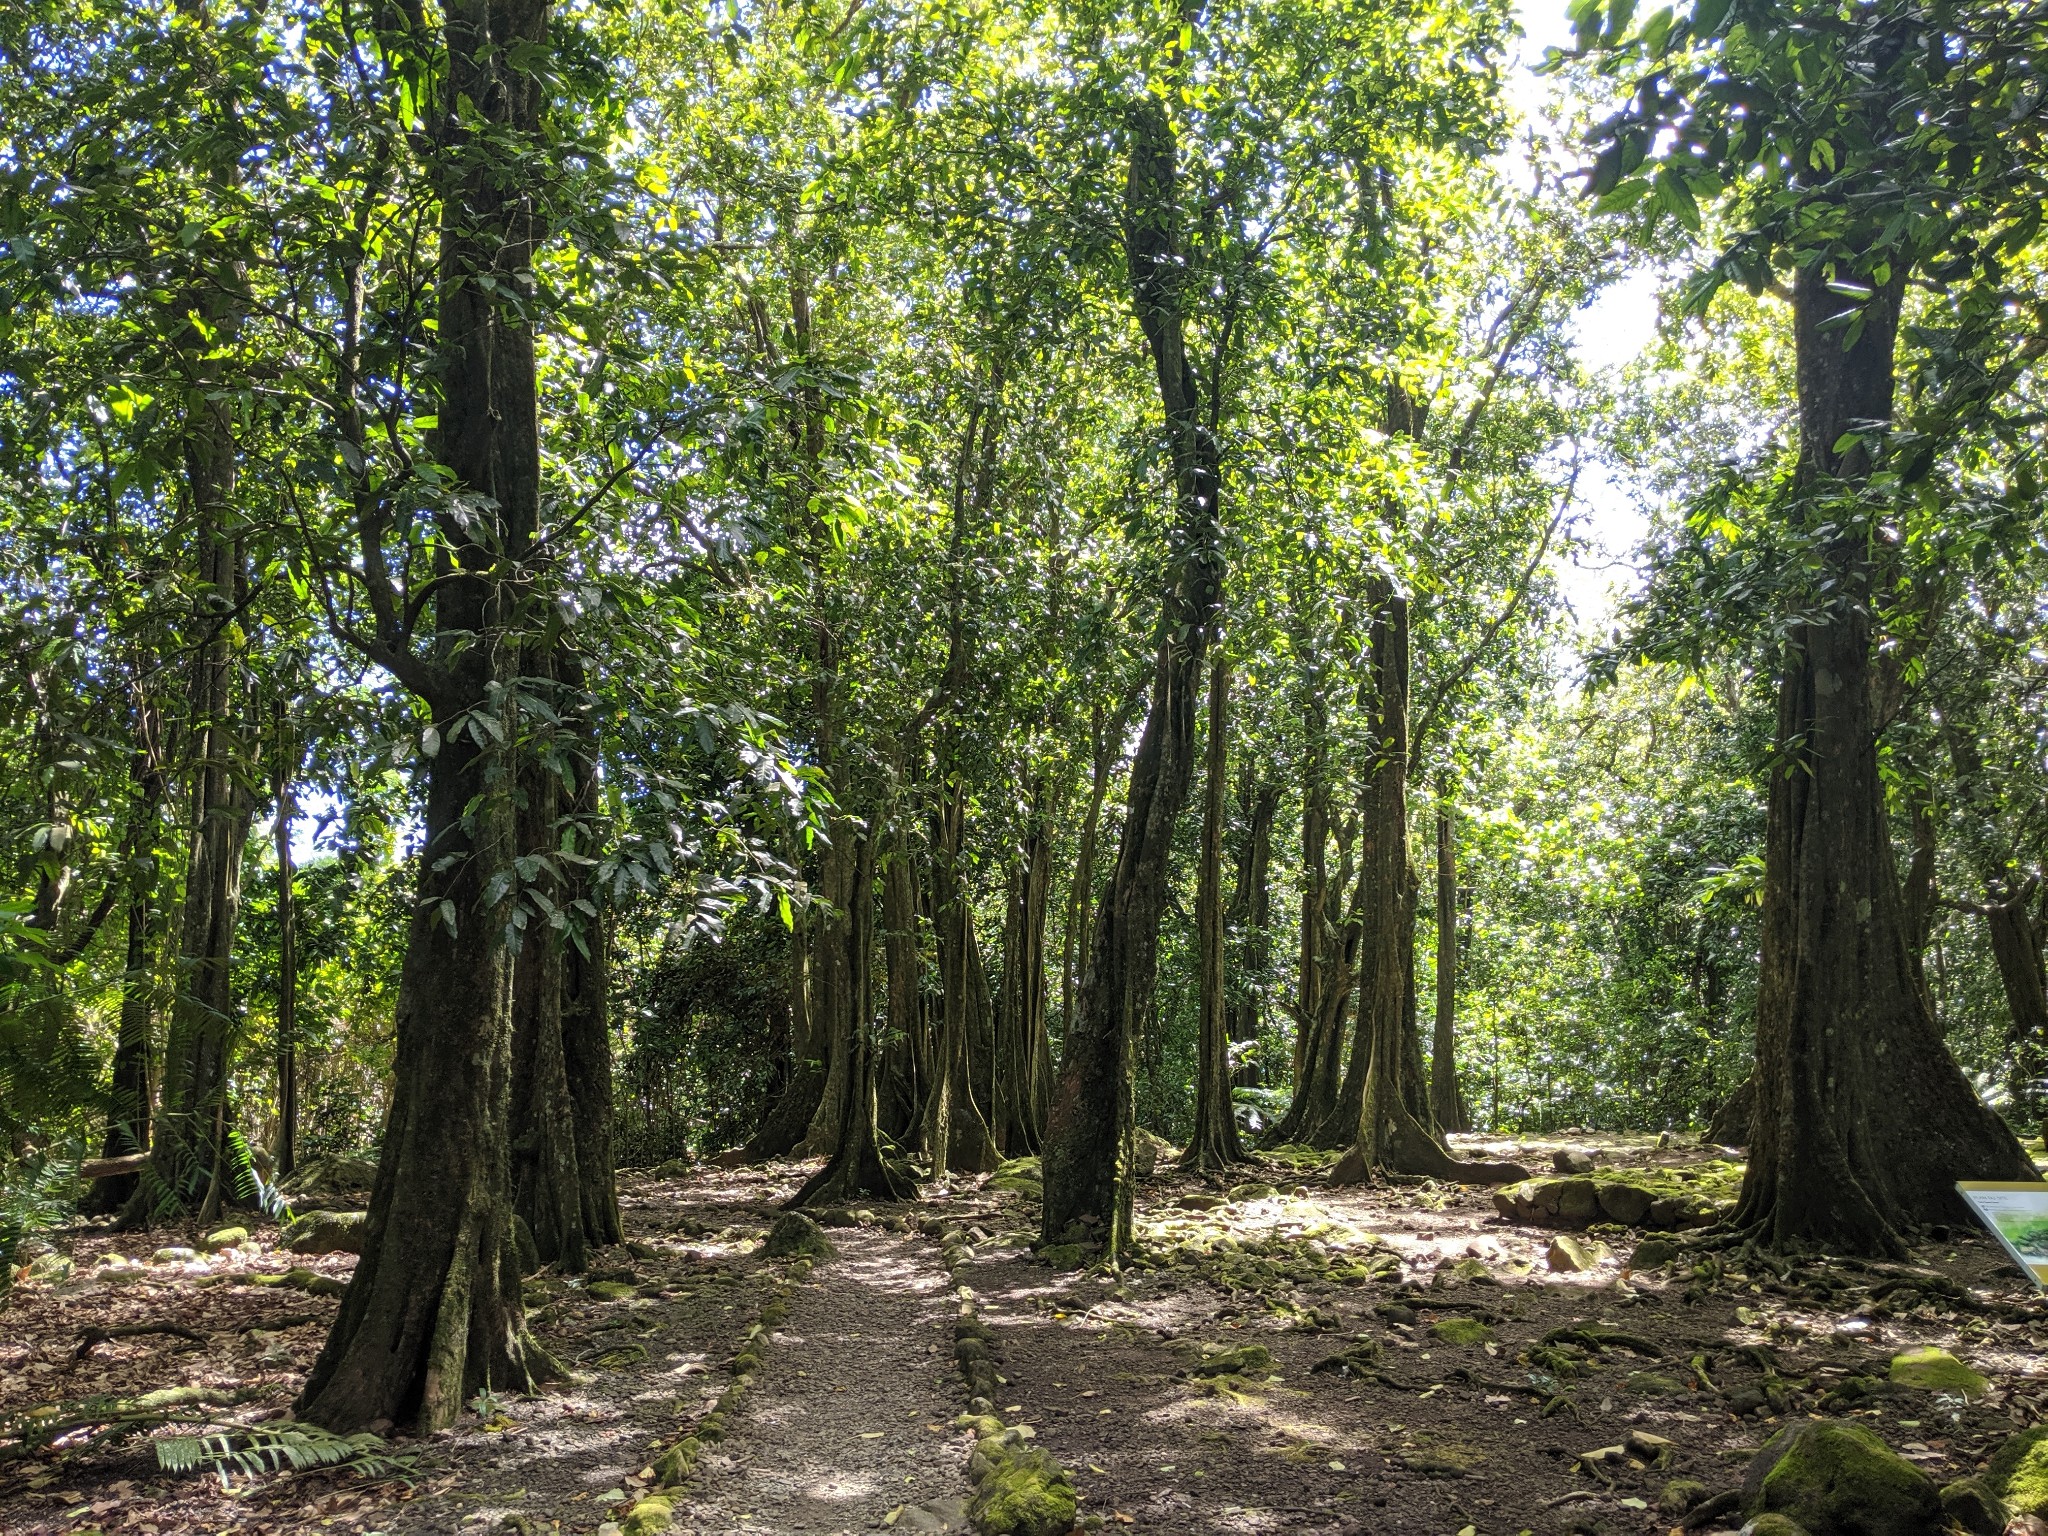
[
  {"left": 792, "top": 828, "right": 916, "bottom": 1206},
  {"left": 1042, "top": 97, "right": 1222, "bottom": 1258},
  {"left": 298, "top": 0, "right": 565, "bottom": 1430},
  {"left": 1182, "top": 651, "right": 1245, "bottom": 1171},
  {"left": 1429, "top": 787, "right": 1471, "bottom": 1135},
  {"left": 1225, "top": 771, "right": 1278, "bottom": 1089},
  {"left": 1731, "top": 263, "right": 2030, "bottom": 1255}
]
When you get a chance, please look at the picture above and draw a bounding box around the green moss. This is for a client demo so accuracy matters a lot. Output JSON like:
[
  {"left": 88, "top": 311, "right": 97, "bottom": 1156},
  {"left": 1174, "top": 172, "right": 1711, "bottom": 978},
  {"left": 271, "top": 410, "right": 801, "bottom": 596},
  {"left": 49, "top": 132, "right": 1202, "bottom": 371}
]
[
  {"left": 763, "top": 1212, "right": 836, "bottom": 1260},
  {"left": 620, "top": 1493, "right": 675, "bottom": 1536},
  {"left": 1940, "top": 1475, "right": 2010, "bottom": 1535},
  {"left": 653, "top": 1437, "right": 701, "bottom": 1486},
  {"left": 199, "top": 1226, "right": 249, "bottom": 1251},
  {"left": 1035, "top": 1242, "right": 1094, "bottom": 1270},
  {"left": 1429, "top": 1317, "right": 1494, "bottom": 1347},
  {"left": 1988, "top": 1426, "right": 2048, "bottom": 1516},
  {"left": 1888, "top": 1345, "right": 1988, "bottom": 1396},
  {"left": 1657, "top": 1478, "right": 1707, "bottom": 1513},
  {"left": 1744, "top": 1421, "right": 1940, "bottom": 1536},
  {"left": 587, "top": 1280, "right": 636, "bottom": 1301},
  {"left": 1190, "top": 1343, "right": 1275, "bottom": 1377},
  {"left": 1742, "top": 1517, "right": 1810, "bottom": 1536},
  {"left": 968, "top": 1445, "right": 1077, "bottom": 1536},
  {"left": 1227, "top": 1182, "right": 1280, "bottom": 1203}
]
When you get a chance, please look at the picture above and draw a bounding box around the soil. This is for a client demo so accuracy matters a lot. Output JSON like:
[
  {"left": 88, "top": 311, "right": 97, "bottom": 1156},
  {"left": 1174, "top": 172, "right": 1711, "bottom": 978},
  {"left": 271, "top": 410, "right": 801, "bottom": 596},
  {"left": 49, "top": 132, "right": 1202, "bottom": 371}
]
[{"left": 5, "top": 1132, "right": 2048, "bottom": 1536}]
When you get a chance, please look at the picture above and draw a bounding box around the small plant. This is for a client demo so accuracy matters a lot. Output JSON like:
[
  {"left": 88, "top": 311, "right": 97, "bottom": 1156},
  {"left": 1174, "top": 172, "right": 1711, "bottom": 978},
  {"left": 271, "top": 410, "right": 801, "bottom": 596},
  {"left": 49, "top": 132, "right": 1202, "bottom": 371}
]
[{"left": 155, "top": 1421, "right": 415, "bottom": 1488}]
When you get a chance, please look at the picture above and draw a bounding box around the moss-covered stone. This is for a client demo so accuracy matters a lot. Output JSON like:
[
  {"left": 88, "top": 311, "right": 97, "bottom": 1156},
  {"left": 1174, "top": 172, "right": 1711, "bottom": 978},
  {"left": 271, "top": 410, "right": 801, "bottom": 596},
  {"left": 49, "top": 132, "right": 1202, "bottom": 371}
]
[
  {"left": 1987, "top": 1425, "right": 2048, "bottom": 1517},
  {"left": 199, "top": 1226, "right": 249, "bottom": 1251},
  {"left": 1940, "top": 1474, "right": 2009, "bottom": 1535},
  {"left": 1429, "top": 1317, "right": 1494, "bottom": 1347},
  {"left": 282, "top": 1209, "right": 367, "bottom": 1256},
  {"left": 620, "top": 1493, "right": 675, "bottom": 1536},
  {"left": 1741, "top": 1517, "right": 1811, "bottom": 1536},
  {"left": 653, "top": 1437, "right": 701, "bottom": 1486},
  {"left": 1630, "top": 1237, "right": 1681, "bottom": 1269},
  {"left": 1035, "top": 1242, "right": 1094, "bottom": 1270},
  {"left": 967, "top": 1437, "right": 1077, "bottom": 1536},
  {"left": 1626, "top": 1370, "right": 1688, "bottom": 1397},
  {"left": 763, "top": 1211, "right": 836, "bottom": 1260},
  {"left": 1887, "top": 1345, "right": 1987, "bottom": 1397},
  {"left": 1740, "top": 1421, "right": 1940, "bottom": 1536},
  {"left": 587, "top": 1280, "right": 637, "bottom": 1301},
  {"left": 1189, "top": 1343, "right": 1275, "bottom": 1377},
  {"left": 1226, "top": 1182, "right": 1279, "bottom": 1203},
  {"left": 1657, "top": 1478, "right": 1707, "bottom": 1513}
]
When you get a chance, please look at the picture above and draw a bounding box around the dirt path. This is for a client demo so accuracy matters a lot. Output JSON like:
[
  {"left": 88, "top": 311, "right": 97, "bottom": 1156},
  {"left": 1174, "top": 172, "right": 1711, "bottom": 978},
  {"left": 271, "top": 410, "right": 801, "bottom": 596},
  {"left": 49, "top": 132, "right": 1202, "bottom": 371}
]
[{"left": 676, "top": 1224, "right": 971, "bottom": 1535}]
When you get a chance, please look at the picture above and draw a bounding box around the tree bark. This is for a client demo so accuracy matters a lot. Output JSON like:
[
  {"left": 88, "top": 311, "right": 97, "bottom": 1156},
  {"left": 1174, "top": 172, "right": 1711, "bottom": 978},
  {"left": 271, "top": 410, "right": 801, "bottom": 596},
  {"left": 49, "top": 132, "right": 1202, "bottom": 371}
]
[
  {"left": 1042, "top": 97, "right": 1222, "bottom": 1258},
  {"left": 878, "top": 826, "right": 929, "bottom": 1144},
  {"left": 791, "top": 827, "right": 916, "bottom": 1206},
  {"left": 1182, "top": 651, "right": 1245, "bottom": 1170},
  {"left": 1226, "top": 772, "right": 1278, "bottom": 1089},
  {"left": 298, "top": 0, "right": 563, "bottom": 1430},
  {"left": 996, "top": 801, "right": 1053, "bottom": 1154},
  {"left": 1332, "top": 388, "right": 1524, "bottom": 1188},
  {"left": 924, "top": 786, "right": 1001, "bottom": 1175},
  {"left": 1985, "top": 892, "right": 2048, "bottom": 1126},
  {"left": 557, "top": 650, "right": 621, "bottom": 1249},
  {"left": 273, "top": 708, "right": 299, "bottom": 1180},
  {"left": 1731, "top": 262, "right": 2030, "bottom": 1255},
  {"left": 1429, "top": 786, "right": 1471, "bottom": 1135}
]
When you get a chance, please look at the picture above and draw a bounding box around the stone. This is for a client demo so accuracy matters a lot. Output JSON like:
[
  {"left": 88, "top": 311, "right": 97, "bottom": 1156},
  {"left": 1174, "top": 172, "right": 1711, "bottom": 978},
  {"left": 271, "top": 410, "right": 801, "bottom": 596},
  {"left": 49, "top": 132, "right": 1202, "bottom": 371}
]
[
  {"left": 1887, "top": 1345, "right": 1987, "bottom": 1397},
  {"left": 1988, "top": 1426, "right": 2048, "bottom": 1516},
  {"left": 1739, "top": 1420, "right": 1940, "bottom": 1536},
  {"left": 1133, "top": 1129, "right": 1176, "bottom": 1178},
  {"left": 1176, "top": 1194, "right": 1226, "bottom": 1211},
  {"left": 23, "top": 1251, "right": 73, "bottom": 1283},
  {"left": 967, "top": 1434, "right": 1076, "bottom": 1536},
  {"left": 1226, "top": 1182, "right": 1279, "bottom": 1203},
  {"left": 282, "top": 1209, "right": 367, "bottom": 1256},
  {"left": 1551, "top": 1178, "right": 1602, "bottom": 1227},
  {"left": 812, "top": 1208, "right": 859, "bottom": 1228},
  {"left": 1596, "top": 1182, "right": 1654, "bottom": 1225},
  {"left": 1553, "top": 1148, "right": 1598, "bottom": 1175},
  {"left": 1630, "top": 1237, "right": 1681, "bottom": 1269},
  {"left": 1547, "top": 1234, "right": 1608, "bottom": 1273},
  {"left": 199, "top": 1226, "right": 249, "bottom": 1252},
  {"left": 1190, "top": 1344, "right": 1274, "bottom": 1377},
  {"left": 278, "top": 1153, "right": 376, "bottom": 1194},
  {"left": 587, "top": 1281, "right": 637, "bottom": 1301},
  {"left": 762, "top": 1212, "right": 835, "bottom": 1260},
  {"left": 1429, "top": 1317, "right": 1494, "bottom": 1347},
  {"left": 1626, "top": 1370, "right": 1688, "bottom": 1397},
  {"left": 150, "top": 1246, "right": 199, "bottom": 1264},
  {"left": 1939, "top": 1475, "right": 2009, "bottom": 1535},
  {"left": 619, "top": 1493, "right": 674, "bottom": 1536},
  {"left": 1740, "top": 1518, "right": 1811, "bottom": 1536},
  {"left": 1657, "top": 1478, "right": 1708, "bottom": 1513},
  {"left": 1035, "top": 1242, "right": 1093, "bottom": 1270}
]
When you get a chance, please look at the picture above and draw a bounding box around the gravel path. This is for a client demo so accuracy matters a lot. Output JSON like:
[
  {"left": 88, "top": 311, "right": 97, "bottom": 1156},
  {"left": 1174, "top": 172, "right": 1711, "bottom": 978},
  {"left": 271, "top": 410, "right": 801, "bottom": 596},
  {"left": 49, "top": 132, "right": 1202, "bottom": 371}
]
[{"left": 676, "top": 1225, "right": 971, "bottom": 1535}]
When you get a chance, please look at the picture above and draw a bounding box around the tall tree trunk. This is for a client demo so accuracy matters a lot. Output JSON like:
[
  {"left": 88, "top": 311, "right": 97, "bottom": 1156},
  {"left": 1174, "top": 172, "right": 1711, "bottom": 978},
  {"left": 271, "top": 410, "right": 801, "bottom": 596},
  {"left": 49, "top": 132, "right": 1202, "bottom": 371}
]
[
  {"left": 799, "top": 828, "right": 859, "bottom": 1158},
  {"left": 1182, "top": 651, "right": 1244, "bottom": 1170},
  {"left": 744, "top": 899, "right": 826, "bottom": 1158},
  {"left": 1292, "top": 707, "right": 1328, "bottom": 1090},
  {"left": 1042, "top": 97, "right": 1222, "bottom": 1258},
  {"left": 509, "top": 680, "right": 584, "bottom": 1272},
  {"left": 273, "top": 709, "right": 299, "bottom": 1180},
  {"left": 1731, "top": 263, "right": 2029, "bottom": 1255},
  {"left": 558, "top": 650, "right": 620, "bottom": 1249},
  {"left": 1334, "top": 392, "right": 1525, "bottom": 1188},
  {"left": 792, "top": 827, "right": 915, "bottom": 1206},
  {"left": 1984, "top": 890, "right": 2048, "bottom": 1126},
  {"left": 134, "top": 494, "right": 252, "bottom": 1226},
  {"left": 996, "top": 801, "right": 1053, "bottom": 1155},
  {"left": 878, "top": 826, "right": 927, "bottom": 1143},
  {"left": 86, "top": 702, "right": 167, "bottom": 1217},
  {"left": 1430, "top": 785, "right": 1471, "bottom": 1134},
  {"left": 1225, "top": 773, "right": 1278, "bottom": 1089},
  {"left": 299, "top": 0, "right": 563, "bottom": 1430},
  {"left": 925, "top": 787, "right": 1001, "bottom": 1175}
]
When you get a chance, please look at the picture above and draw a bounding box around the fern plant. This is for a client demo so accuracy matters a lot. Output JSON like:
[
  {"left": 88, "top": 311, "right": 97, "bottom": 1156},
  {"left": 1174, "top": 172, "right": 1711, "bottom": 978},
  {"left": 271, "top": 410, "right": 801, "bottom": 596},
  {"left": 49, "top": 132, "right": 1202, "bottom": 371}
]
[{"left": 155, "top": 1422, "right": 416, "bottom": 1488}]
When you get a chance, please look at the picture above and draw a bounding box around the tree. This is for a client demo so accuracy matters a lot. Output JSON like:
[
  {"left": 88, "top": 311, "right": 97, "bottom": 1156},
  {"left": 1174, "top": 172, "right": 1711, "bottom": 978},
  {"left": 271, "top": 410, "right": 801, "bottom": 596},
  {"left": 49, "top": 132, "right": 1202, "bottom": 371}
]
[{"left": 1577, "top": 0, "right": 2048, "bottom": 1249}]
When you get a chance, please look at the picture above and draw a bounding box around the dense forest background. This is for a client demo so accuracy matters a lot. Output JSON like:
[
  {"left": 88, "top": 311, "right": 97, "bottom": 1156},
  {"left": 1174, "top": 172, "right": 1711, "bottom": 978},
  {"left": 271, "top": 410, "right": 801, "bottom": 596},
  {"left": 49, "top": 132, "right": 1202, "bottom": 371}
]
[{"left": 1, "top": 0, "right": 2043, "bottom": 1278}]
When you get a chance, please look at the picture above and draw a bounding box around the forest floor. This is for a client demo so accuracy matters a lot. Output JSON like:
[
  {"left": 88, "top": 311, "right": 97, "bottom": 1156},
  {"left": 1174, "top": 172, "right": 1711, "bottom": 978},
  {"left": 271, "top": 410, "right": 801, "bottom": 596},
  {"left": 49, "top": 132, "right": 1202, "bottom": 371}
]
[{"left": 5, "top": 1131, "right": 2048, "bottom": 1536}]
